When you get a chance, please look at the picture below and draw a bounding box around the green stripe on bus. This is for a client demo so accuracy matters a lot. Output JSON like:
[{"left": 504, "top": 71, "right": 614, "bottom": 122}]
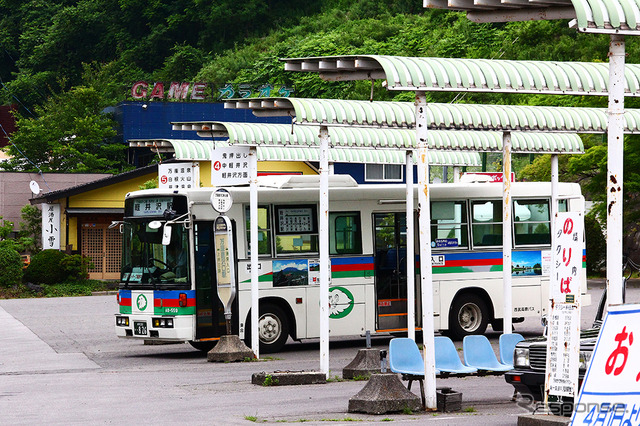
[
  {"left": 332, "top": 271, "right": 369, "bottom": 279},
  {"left": 154, "top": 306, "right": 195, "bottom": 315},
  {"left": 120, "top": 306, "right": 132, "bottom": 314}
]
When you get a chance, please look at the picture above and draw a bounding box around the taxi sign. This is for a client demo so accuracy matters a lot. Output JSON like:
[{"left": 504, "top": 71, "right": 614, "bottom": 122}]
[{"left": 570, "top": 303, "right": 640, "bottom": 424}]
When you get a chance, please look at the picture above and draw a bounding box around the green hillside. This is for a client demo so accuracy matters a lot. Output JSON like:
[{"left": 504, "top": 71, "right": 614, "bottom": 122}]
[{"left": 2, "top": 0, "right": 640, "bottom": 263}]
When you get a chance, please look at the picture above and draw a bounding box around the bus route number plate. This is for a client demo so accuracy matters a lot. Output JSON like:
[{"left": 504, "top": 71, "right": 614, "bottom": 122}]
[{"left": 134, "top": 321, "right": 147, "bottom": 336}]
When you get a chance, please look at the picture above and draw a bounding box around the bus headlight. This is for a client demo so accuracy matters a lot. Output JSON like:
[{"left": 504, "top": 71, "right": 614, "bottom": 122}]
[
  {"left": 514, "top": 347, "right": 530, "bottom": 368},
  {"left": 152, "top": 318, "right": 175, "bottom": 328},
  {"left": 116, "top": 316, "right": 129, "bottom": 327}
]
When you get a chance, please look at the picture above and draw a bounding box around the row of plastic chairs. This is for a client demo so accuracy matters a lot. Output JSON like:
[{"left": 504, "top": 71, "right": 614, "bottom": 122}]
[
  {"left": 390, "top": 333, "right": 524, "bottom": 376},
  {"left": 388, "top": 334, "right": 524, "bottom": 407}
]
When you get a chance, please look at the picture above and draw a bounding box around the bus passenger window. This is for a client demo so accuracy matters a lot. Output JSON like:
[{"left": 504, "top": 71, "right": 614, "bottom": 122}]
[
  {"left": 330, "top": 212, "right": 362, "bottom": 254},
  {"left": 274, "top": 205, "right": 319, "bottom": 254},
  {"left": 430, "top": 201, "right": 468, "bottom": 249},
  {"left": 514, "top": 199, "right": 551, "bottom": 246},
  {"left": 245, "top": 205, "right": 272, "bottom": 255},
  {"left": 471, "top": 200, "right": 502, "bottom": 247}
]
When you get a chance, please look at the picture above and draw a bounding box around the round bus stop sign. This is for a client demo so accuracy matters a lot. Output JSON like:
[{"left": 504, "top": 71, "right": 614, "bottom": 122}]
[{"left": 210, "top": 188, "right": 233, "bottom": 213}]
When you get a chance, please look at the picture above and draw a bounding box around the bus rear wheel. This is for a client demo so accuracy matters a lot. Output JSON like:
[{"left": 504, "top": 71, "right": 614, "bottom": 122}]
[
  {"left": 448, "top": 293, "right": 488, "bottom": 340},
  {"left": 245, "top": 303, "right": 289, "bottom": 354}
]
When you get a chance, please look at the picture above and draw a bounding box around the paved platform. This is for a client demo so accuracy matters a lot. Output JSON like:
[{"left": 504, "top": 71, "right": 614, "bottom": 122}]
[{"left": 0, "top": 306, "right": 99, "bottom": 375}]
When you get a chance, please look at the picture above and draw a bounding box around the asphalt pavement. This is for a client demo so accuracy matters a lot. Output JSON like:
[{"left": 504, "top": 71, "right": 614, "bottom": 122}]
[{"left": 1, "top": 283, "right": 633, "bottom": 425}]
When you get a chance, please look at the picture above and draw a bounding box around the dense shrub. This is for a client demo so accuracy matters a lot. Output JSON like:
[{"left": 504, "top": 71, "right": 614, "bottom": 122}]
[
  {"left": 0, "top": 247, "right": 22, "bottom": 287},
  {"left": 61, "top": 254, "right": 94, "bottom": 281},
  {"left": 585, "top": 214, "right": 606, "bottom": 276},
  {"left": 23, "top": 249, "right": 67, "bottom": 285}
]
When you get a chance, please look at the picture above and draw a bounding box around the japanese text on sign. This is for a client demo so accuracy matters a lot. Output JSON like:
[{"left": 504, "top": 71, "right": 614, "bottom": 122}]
[
  {"left": 570, "top": 305, "right": 640, "bottom": 425},
  {"left": 546, "top": 211, "right": 583, "bottom": 400},
  {"left": 277, "top": 207, "right": 314, "bottom": 234},
  {"left": 210, "top": 146, "right": 251, "bottom": 186},
  {"left": 41, "top": 203, "right": 60, "bottom": 250},
  {"left": 132, "top": 197, "right": 173, "bottom": 217},
  {"left": 546, "top": 303, "right": 580, "bottom": 397},
  {"left": 158, "top": 162, "right": 199, "bottom": 190},
  {"left": 552, "top": 212, "right": 583, "bottom": 301}
]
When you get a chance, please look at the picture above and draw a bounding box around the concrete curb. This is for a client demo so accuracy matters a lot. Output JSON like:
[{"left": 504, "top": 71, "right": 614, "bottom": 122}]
[
  {"left": 517, "top": 414, "right": 571, "bottom": 425},
  {"left": 251, "top": 370, "right": 327, "bottom": 386}
]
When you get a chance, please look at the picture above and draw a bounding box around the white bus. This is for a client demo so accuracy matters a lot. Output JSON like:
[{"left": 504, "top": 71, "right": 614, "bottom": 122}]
[{"left": 115, "top": 175, "right": 587, "bottom": 353}]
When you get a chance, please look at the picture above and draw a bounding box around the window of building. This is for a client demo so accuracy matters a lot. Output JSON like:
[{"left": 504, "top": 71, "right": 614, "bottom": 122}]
[{"left": 365, "top": 164, "right": 403, "bottom": 182}]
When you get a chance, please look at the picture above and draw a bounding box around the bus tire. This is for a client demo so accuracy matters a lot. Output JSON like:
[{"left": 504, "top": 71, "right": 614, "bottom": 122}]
[
  {"left": 448, "top": 293, "right": 489, "bottom": 340},
  {"left": 189, "top": 340, "right": 217, "bottom": 352},
  {"left": 245, "top": 303, "right": 289, "bottom": 354}
]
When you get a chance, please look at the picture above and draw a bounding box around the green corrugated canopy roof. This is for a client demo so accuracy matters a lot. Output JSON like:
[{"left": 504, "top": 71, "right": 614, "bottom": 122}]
[
  {"left": 128, "top": 139, "right": 483, "bottom": 166},
  {"left": 169, "top": 122, "right": 584, "bottom": 154},
  {"left": 422, "top": 0, "right": 640, "bottom": 34},
  {"left": 226, "top": 97, "right": 640, "bottom": 133},
  {"left": 281, "top": 55, "right": 640, "bottom": 95}
]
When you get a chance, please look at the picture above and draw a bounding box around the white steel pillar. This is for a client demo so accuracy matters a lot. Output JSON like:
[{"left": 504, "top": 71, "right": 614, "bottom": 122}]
[
  {"left": 416, "top": 92, "right": 437, "bottom": 410},
  {"left": 319, "top": 126, "right": 330, "bottom": 377},
  {"left": 249, "top": 146, "right": 260, "bottom": 359},
  {"left": 502, "top": 132, "right": 513, "bottom": 335},
  {"left": 406, "top": 150, "right": 416, "bottom": 341},
  {"left": 607, "top": 35, "right": 625, "bottom": 306}
]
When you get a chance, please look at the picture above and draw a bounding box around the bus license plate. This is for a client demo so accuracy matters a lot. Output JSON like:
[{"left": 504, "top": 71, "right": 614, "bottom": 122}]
[{"left": 134, "top": 321, "right": 147, "bottom": 335}]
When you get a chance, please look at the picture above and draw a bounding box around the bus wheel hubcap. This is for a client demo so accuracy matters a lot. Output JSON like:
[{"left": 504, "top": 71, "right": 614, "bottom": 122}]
[
  {"left": 259, "top": 314, "right": 281, "bottom": 343},
  {"left": 459, "top": 303, "right": 481, "bottom": 332}
]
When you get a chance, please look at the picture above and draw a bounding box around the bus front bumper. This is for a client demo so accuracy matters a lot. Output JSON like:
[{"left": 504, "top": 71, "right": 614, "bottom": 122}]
[{"left": 114, "top": 314, "right": 193, "bottom": 341}]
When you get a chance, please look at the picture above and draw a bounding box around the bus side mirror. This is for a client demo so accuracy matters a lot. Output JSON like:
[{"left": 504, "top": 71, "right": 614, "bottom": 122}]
[{"left": 162, "top": 224, "right": 172, "bottom": 246}]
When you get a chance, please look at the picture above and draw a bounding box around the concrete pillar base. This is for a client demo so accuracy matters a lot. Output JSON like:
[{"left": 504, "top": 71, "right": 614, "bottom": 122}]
[
  {"left": 207, "top": 335, "right": 254, "bottom": 362},
  {"left": 342, "top": 348, "right": 381, "bottom": 380},
  {"left": 348, "top": 373, "right": 422, "bottom": 414}
]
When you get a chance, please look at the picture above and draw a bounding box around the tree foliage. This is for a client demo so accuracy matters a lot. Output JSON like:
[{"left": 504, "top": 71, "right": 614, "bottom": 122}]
[
  {"left": 2, "top": 0, "right": 640, "bottom": 258},
  {"left": 1, "top": 86, "right": 130, "bottom": 173}
]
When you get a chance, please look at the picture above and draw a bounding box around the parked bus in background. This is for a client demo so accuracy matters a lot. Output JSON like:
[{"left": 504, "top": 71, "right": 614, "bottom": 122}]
[{"left": 114, "top": 175, "right": 587, "bottom": 353}]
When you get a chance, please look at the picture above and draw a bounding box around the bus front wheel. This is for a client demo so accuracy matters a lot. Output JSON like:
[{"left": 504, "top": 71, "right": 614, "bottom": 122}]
[
  {"left": 448, "top": 294, "right": 489, "bottom": 340},
  {"left": 245, "top": 304, "right": 289, "bottom": 354}
]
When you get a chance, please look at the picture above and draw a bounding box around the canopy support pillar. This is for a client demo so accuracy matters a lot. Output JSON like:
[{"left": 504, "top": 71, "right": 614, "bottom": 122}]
[
  {"left": 249, "top": 146, "right": 260, "bottom": 359},
  {"left": 502, "top": 132, "right": 513, "bottom": 335},
  {"left": 416, "top": 92, "right": 437, "bottom": 410},
  {"left": 607, "top": 34, "right": 625, "bottom": 307},
  {"left": 319, "top": 126, "right": 330, "bottom": 378}
]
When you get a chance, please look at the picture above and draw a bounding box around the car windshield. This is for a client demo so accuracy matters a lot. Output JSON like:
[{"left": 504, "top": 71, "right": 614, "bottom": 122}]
[{"left": 120, "top": 220, "right": 189, "bottom": 288}]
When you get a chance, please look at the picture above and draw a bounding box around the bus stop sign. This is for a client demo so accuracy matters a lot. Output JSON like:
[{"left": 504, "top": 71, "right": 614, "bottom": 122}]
[{"left": 214, "top": 215, "right": 236, "bottom": 332}]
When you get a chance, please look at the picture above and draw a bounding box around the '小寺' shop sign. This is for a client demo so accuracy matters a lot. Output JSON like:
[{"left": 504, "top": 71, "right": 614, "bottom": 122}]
[{"left": 130, "top": 81, "right": 294, "bottom": 101}]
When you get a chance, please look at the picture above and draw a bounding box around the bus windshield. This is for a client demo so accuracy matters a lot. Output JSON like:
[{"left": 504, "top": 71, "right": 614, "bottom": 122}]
[{"left": 120, "top": 219, "right": 190, "bottom": 288}]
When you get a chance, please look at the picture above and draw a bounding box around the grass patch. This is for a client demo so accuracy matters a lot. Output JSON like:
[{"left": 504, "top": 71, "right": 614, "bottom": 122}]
[
  {"left": 463, "top": 406, "right": 477, "bottom": 413},
  {"left": 0, "top": 280, "right": 115, "bottom": 299},
  {"left": 320, "top": 418, "right": 361, "bottom": 422},
  {"left": 245, "top": 415, "right": 258, "bottom": 422},
  {"left": 262, "top": 374, "right": 279, "bottom": 386}
]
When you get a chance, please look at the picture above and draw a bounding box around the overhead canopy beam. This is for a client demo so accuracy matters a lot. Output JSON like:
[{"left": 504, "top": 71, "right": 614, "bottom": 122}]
[
  {"left": 424, "top": 0, "right": 640, "bottom": 34},
  {"left": 170, "top": 122, "right": 584, "bottom": 154},
  {"left": 225, "top": 97, "right": 640, "bottom": 133},
  {"left": 128, "top": 139, "right": 484, "bottom": 166},
  {"left": 281, "top": 55, "right": 640, "bottom": 95}
]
